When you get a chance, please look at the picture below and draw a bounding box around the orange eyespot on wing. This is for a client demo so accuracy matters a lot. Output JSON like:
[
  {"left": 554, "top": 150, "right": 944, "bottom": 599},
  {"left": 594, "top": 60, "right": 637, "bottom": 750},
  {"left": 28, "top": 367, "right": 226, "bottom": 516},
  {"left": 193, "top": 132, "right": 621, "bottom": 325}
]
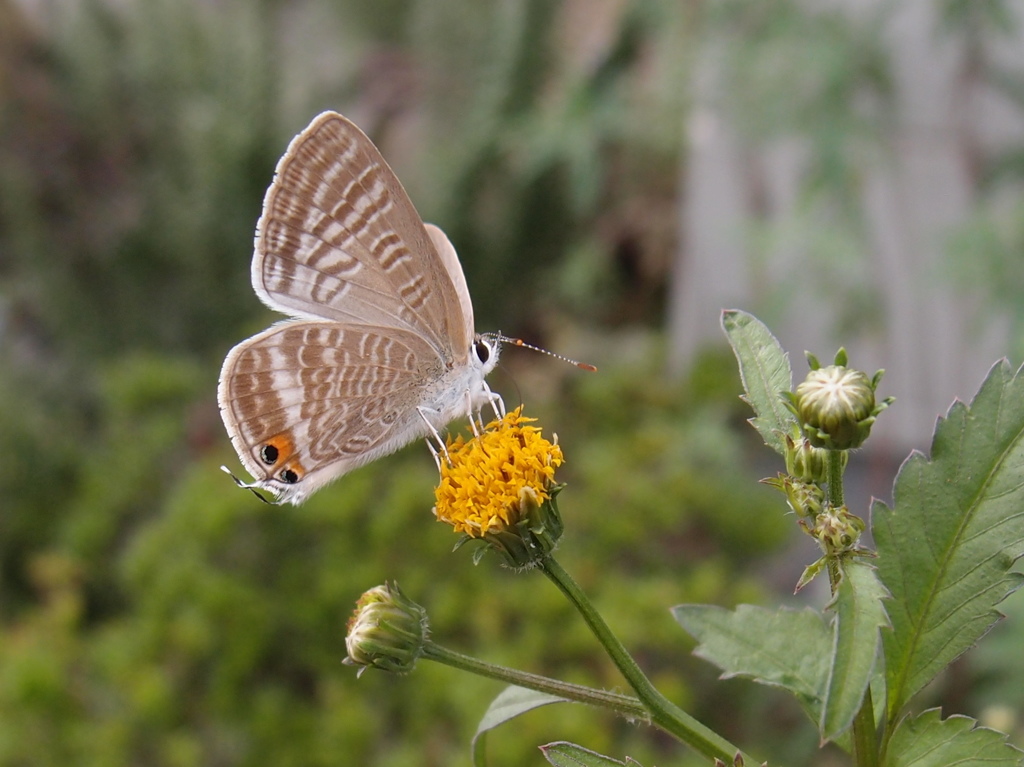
[
  {"left": 278, "top": 462, "right": 304, "bottom": 484},
  {"left": 255, "top": 433, "right": 307, "bottom": 484}
]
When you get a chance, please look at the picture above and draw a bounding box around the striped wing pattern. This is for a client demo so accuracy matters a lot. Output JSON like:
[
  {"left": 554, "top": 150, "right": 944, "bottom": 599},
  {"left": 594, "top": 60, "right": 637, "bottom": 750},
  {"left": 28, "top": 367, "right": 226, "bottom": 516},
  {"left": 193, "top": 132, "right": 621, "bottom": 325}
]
[
  {"left": 218, "top": 112, "right": 482, "bottom": 504},
  {"left": 220, "top": 322, "right": 443, "bottom": 488},
  {"left": 254, "top": 113, "right": 469, "bottom": 353}
]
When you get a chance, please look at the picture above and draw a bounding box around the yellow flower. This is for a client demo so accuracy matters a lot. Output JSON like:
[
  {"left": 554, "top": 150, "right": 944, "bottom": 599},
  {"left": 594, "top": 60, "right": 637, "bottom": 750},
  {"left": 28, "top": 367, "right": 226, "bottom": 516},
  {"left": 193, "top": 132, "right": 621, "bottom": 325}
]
[{"left": 434, "top": 407, "right": 563, "bottom": 539}]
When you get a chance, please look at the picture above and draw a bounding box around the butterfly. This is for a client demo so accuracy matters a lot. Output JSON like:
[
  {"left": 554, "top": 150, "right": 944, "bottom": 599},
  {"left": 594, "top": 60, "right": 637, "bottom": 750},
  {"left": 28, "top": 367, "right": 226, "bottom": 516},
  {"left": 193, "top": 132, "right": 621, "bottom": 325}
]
[{"left": 218, "top": 112, "right": 502, "bottom": 504}]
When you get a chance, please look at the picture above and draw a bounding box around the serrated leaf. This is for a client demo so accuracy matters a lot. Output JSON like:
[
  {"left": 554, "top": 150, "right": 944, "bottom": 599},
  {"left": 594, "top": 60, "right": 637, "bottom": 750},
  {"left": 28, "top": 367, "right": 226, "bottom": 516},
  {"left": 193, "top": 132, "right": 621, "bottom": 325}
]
[
  {"left": 821, "top": 559, "right": 890, "bottom": 741},
  {"left": 721, "top": 309, "right": 797, "bottom": 456},
  {"left": 874, "top": 360, "right": 1024, "bottom": 720},
  {"left": 539, "top": 742, "right": 634, "bottom": 767},
  {"left": 672, "top": 603, "right": 831, "bottom": 719},
  {"left": 884, "top": 709, "right": 1023, "bottom": 767},
  {"left": 472, "top": 686, "right": 569, "bottom": 765}
]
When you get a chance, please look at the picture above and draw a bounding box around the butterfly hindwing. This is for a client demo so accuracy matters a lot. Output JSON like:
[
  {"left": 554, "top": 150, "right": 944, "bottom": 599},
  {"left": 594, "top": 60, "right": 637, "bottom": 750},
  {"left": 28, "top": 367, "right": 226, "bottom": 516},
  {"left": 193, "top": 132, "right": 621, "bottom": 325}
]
[{"left": 218, "top": 320, "right": 447, "bottom": 503}]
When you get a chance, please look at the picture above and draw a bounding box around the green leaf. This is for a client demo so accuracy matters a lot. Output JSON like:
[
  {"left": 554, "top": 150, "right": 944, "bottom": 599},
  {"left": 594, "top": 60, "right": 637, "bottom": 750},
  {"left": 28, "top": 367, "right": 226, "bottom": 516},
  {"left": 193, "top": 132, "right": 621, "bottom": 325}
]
[
  {"left": 874, "top": 360, "right": 1024, "bottom": 720},
  {"left": 721, "top": 309, "right": 797, "bottom": 456},
  {"left": 472, "top": 732, "right": 487, "bottom": 767},
  {"left": 796, "top": 555, "right": 828, "bottom": 592},
  {"left": 672, "top": 603, "right": 831, "bottom": 719},
  {"left": 539, "top": 742, "right": 636, "bottom": 766},
  {"left": 473, "top": 686, "right": 569, "bottom": 765},
  {"left": 821, "top": 559, "right": 889, "bottom": 741},
  {"left": 883, "top": 709, "right": 1023, "bottom": 767}
]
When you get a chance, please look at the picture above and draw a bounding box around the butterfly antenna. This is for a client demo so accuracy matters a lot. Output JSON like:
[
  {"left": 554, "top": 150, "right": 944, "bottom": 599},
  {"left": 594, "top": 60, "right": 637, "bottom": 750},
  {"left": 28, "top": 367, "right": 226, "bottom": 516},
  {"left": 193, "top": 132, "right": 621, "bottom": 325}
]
[
  {"left": 498, "top": 335, "right": 597, "bottom": 372},
  {"left": 220, "top": 465, "right": 272, "bottom": 505}
]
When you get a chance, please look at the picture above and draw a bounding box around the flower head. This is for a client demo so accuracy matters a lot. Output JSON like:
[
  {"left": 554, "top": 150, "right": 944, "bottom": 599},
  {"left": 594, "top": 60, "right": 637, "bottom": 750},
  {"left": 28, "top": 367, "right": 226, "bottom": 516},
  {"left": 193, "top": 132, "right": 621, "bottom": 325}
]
[
  {"left": 810, "top": 504, "right": 866, "bottom": 553},
  {"left": 784, "top": 348, "right": 893, "bottom": 451},
  {"left": 344, "top": 583, "right": 429, "bottom": 676},
  {"left": 763, "top": 473, "right": 825, "bottom": 519},
  {"left": 434, "top": 408, "right": 564, "bottom": 567},
  {"left": 783, "top": 435, "right": 838, "bottom": 483}
]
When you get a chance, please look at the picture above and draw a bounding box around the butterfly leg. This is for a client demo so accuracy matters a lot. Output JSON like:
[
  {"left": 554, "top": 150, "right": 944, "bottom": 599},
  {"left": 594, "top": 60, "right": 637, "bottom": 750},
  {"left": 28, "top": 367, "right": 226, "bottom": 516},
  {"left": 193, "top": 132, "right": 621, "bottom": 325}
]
[
  {"left": 463, "top": 382, "right": 505, "bottom": 435},
  {"left": 416, "top": 407, "right": 451, "bottom": 464},
  {"left": 425, "top": 438, "right": 443, "bottom": 471},
  {"left": 463, "top": 389, "right": 484, "bottom": 437},
  {"left": 478, "top": 381, "right": 505, "bottom": 422}
]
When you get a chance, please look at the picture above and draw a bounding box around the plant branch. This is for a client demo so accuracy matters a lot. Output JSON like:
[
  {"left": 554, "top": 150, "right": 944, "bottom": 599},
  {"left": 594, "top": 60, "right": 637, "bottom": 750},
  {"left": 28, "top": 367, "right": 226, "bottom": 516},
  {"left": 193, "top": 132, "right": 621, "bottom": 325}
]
[
  {"left": 826, "top": 450, "right": 878, "bottom": 767},
  {"left": 539, "top": 555, "right": 759, "bottom": 765},
  {"left": 421, "top": 641, "right": 649, "bottom": 721}
]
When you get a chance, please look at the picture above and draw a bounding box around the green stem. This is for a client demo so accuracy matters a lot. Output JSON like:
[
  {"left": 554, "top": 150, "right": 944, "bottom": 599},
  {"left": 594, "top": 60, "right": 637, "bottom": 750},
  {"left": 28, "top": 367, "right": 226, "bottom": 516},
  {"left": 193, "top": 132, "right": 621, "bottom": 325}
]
[
  {"left": 826, "top": 450, "right": 845, "bottom": 508},
  {"left": 421, "top": 641, "right": 648, "bottom": 721},
  {"left": 825, "top": 451, "right": 845, "bottom": 594},
  {"left": 851, "top": 682, "right": 878, "bottom": 767},
  {"left": 539, "top": 555, "right": 756, "bottom": 765},
  {"left": 825, "top": 450, "right": 878, "bottom": 767}
]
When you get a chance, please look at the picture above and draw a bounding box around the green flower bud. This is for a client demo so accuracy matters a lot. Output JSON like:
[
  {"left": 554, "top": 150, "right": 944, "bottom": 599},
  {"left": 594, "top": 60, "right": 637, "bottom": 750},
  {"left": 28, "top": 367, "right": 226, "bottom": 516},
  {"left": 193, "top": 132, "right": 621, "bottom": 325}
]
[
  {"left": 786, "top": 349, "right": 893, "bottom": 450},
  {"left": 344, "top": 583, "right": 429, "bottom": 676},
  {"left": 783, "top": 435, "right": 840, "bottom": 483},
  {"left": 811, "top": 505, "right": 865, "bottom": 553},
  {"left": 763, "top": 473, "right": 825, "bottom": 519}
]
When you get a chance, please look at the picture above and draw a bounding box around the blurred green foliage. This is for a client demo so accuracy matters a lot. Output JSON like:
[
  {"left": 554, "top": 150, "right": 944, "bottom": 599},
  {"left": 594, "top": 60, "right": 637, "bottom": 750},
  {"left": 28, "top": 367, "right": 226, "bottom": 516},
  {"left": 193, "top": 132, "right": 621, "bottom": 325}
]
[
  {"left": 0, "top": 0, "right": 1022, "bottom": 764},
  {"left": 0, "top": 343, "right": 791, "bottom": 767}
]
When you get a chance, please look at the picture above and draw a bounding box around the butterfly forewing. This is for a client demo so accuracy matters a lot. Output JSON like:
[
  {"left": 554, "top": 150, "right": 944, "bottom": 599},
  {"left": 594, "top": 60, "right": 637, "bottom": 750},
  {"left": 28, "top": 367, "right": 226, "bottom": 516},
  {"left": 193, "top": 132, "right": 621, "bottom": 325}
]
[{"left": 255, "top": 113, "right": 471, "bottom": 355}]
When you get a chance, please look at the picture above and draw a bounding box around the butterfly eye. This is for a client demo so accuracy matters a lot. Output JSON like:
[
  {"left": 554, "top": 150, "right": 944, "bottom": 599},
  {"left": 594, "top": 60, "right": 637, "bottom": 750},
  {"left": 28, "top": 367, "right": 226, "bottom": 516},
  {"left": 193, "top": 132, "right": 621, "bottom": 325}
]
[{"left": 473, "top": 339, "right": 491, "bottom": 365}]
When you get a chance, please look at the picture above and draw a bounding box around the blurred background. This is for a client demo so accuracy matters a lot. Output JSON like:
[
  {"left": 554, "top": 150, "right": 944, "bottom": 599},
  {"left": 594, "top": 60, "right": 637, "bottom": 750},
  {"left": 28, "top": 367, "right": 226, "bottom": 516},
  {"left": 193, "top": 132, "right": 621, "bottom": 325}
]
[{"left": 1, "top": 0, "right": 1023, "bottom": 764}]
